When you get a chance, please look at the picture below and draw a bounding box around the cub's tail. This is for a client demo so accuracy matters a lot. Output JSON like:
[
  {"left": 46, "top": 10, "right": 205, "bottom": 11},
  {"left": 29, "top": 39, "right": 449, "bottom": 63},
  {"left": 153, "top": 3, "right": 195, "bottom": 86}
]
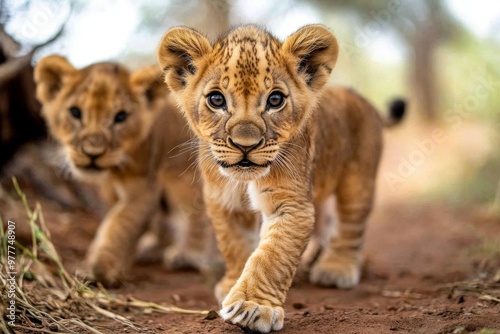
[{"left": 384, "top": 98, "right": 407, "bottom": 127}]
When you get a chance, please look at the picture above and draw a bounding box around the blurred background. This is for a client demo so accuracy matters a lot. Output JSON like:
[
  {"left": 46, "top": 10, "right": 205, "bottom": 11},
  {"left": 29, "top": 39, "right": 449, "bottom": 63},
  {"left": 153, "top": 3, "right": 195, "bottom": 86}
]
[
  {"left": 0, "top": 2, "right": 499, "bottom": 332},
  {"left": 1, "top": 0, "right": 498, "bottom": 215}
]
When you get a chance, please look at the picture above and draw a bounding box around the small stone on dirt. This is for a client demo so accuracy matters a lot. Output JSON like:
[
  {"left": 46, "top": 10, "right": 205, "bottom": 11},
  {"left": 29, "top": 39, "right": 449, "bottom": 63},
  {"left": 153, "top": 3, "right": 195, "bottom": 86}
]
[{"left": 203, "top": 310, "right": 219, "bottom": 320}]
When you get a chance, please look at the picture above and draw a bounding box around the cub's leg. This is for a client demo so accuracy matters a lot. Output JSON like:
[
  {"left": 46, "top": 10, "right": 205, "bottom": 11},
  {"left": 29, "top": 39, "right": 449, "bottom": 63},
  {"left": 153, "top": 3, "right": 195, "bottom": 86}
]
[
  {"left": 310, "top": 163, "right": 375, "bottom": 288},
  {"left": 85, "top": 178, "right": 158, "bottom": 287},
  {"left": 207, "top": 203, "right": 259, "bottom": 303},
  {"left": 161, "top": 172, "right": 218, "bottom": 273},
  {"left": 220, "top": 182, "right": 315, "bottom": 333},
  {"left": 135, "top": 210, "right": 173, "bottom": 263},
  {"left": 98, "top": 182, "right": 119, "bottom": 207},
  {"left": 297, "top": 195, "right": 337, "bottom": 279}
]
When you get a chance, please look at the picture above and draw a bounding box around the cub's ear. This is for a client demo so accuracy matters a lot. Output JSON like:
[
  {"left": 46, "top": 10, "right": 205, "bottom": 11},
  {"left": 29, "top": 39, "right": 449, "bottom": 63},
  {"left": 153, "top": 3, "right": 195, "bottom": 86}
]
[
  {"left": 34, "top": 55, "right": 77, "bottom": 103},
  {"left": 157, "top": 27, "right": 211, "bottom": 92},
  {"left": 282, "top": 25, "right": 339, "bottom": 89},
  {"left": 130, "top": 65, "right": 169, "bottom": 105}
]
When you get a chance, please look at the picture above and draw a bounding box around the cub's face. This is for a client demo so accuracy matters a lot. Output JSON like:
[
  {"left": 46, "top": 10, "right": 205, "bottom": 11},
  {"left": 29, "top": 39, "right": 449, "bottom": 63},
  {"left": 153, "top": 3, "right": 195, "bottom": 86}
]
[
  {"left": 158, "top": 25, "right": 338, "bottom": 181},
  {"left": 34, "top": 56, "right": 165, "bottom": 179}
]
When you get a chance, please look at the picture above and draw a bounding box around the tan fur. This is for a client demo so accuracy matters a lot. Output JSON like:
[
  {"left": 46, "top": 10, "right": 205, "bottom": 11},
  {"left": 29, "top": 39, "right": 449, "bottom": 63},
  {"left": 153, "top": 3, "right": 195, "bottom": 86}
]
[
  {"left": 158, "top": 25, "right": 391, "bottom": 332},
  {"left": 34, "top": 56, "right": 215, "bottom": 287}
]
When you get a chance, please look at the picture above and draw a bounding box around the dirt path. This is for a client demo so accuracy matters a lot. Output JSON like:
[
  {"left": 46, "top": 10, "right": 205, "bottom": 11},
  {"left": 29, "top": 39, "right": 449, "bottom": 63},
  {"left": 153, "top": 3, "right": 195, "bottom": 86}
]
[
  {"left": 5, "top": 125, "right": 500, "bottom": 333},
  {"left": 21, "top": 191, "right": 495, "bottom": 334}
]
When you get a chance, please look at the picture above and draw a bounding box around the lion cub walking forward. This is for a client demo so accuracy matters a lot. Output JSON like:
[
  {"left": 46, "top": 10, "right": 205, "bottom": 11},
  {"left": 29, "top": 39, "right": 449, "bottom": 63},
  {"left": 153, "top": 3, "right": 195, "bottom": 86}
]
[
  {"left": 34, "top": 56, "right": 215, "bottom": 287},
  {"left": 158, "top": 25, "right": 405, "bottom": 332}
]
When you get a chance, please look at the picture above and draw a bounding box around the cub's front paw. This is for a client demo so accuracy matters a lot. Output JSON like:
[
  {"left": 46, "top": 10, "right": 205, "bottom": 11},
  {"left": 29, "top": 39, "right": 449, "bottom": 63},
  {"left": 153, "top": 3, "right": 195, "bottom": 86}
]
[
  {"left": 86, "top": 251, "right": 126, "bottom": 288},
  {"left": 309, "top": 255, "right": 360, "bottom": 289},
  {"left": 220, "top": 291, "right": 284, "bottom": 333}
]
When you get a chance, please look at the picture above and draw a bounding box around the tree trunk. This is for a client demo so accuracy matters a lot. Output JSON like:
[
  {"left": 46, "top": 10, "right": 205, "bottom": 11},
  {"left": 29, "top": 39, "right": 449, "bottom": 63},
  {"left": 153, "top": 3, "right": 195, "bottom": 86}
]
[
  {"left": 0, "top": 47, "right": 46, "bottom": 169},
  {"left": 409, "top": 15, "right": 439, "bottom": 121},
  {"left": 202, "top": 0, "right": 230, "bottom": 39}
]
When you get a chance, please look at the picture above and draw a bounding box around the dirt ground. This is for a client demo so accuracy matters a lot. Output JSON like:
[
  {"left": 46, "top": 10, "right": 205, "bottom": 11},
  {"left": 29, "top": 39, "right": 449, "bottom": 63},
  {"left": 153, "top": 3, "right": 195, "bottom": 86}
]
[
  {"left": 34, "top": 197, "right": 499, "bottom": 334},
  {"left": 4, "top": 125, "right": 500, "bottom": 333}
]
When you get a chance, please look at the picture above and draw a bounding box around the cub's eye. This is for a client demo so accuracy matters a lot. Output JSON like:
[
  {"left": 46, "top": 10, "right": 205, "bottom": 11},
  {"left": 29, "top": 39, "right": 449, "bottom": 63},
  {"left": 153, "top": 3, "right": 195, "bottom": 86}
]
[
  {"left": 69, "top": 106, "right": 82, "bottom": 120},
  {"left": 207, "top": 92, "right": 226, "bottom": 109},
  {"left": 114, "top": 110, "right": 128, "bottom": 123},
  {"left": 267, "top": 91, "right": 285, "bottom": 109}
]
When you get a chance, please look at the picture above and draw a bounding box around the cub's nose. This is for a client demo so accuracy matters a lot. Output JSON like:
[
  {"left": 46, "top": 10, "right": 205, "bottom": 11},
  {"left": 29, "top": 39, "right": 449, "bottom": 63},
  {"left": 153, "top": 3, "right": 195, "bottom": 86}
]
[
  {"left": 228, "top": 137, "right": 264, "bottom": 153},
  {"left": 82, "top": 146, "right": 105, "bottom": 159},
  {"left": 81, "top": 135, "right": 106, "bottom": 159},
  {"left": 228, "top": 122, "right": 264, "bottom": 153}
]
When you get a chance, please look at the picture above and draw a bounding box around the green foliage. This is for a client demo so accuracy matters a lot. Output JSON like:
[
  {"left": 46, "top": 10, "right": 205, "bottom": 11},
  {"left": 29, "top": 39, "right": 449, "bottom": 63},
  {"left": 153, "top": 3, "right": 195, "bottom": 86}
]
[{"left": 439, "top": 37, "right": 500, "bottom": 123}]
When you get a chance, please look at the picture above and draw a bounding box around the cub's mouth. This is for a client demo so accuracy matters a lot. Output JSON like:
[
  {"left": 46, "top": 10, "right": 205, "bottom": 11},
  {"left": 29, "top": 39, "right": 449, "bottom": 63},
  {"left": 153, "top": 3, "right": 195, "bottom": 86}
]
[
  {"left": 85, "top": 161, "right": 103, "bottom": 171},
  {"left": 217, "top": 158, "right": 271, "bottom": 169},
  {"left": 75, "top": 161, "right": 104, "bottom": 171}
]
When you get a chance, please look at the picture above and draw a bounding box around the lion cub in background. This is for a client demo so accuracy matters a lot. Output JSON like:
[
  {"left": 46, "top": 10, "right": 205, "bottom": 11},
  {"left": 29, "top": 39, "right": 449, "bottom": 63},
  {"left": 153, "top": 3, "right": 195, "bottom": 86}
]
[{"left": 34, "top": 55, "right": 216, "bottom": 287}]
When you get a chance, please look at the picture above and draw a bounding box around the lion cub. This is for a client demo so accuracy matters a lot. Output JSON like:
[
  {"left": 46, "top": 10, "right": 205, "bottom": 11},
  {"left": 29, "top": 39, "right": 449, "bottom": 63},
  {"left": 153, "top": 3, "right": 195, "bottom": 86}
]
[
  {"left": 34, "top": 56, "right": 215, "bottom": 286},
  {"left": 157, "top": 25, "right": 405, "bottom": 332}
]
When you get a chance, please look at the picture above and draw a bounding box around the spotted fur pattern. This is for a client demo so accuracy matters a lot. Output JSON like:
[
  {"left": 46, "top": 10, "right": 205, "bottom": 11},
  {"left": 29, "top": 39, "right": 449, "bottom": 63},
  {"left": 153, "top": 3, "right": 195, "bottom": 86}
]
[{"left": 158, "top": 25, "right": 402, "bottom": 332}]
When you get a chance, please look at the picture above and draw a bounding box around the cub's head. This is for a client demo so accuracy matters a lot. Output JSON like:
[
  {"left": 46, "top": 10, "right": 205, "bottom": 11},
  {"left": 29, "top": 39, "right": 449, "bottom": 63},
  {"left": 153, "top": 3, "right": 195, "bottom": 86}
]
[
  {"left": 34, "top": 55, "right": 166, "bottom": 179},
  {"left": 158, "top": 25, "right": 338, "bottom": 181}
]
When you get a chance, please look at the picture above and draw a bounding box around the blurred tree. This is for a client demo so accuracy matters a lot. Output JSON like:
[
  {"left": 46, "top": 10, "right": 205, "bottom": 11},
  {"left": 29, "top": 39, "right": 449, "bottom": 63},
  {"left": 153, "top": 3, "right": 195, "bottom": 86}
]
[
  {"left": 307, "top": 0, "right": 464, "bottom": 121},
  {"left": 0, "top": 26, "right": 43, "bottom": 169},
  {"left": 0, "top": 0, "right": 68, "bottom": 168},
  {"left": 121, "top": 0, "right": 230, "bottom": 66},
  {"left": 139, "top": 0, "right": 230, "bottom": 39}
]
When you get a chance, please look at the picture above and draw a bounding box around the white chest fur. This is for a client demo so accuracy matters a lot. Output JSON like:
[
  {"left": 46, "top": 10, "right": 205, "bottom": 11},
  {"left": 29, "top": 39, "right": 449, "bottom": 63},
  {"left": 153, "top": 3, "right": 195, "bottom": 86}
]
[
  {"left": 216, "top": 181, "right": 248, "bottom": 211},
  {"left": 246, "top": 181, "right": 261, "bottom": 212},
  {"left": 247, "top": 181, "right": 277, "bottom": 238}
]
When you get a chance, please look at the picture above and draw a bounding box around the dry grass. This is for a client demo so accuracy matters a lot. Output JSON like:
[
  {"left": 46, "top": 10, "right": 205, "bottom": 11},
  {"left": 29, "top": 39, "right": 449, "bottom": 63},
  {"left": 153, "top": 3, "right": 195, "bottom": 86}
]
[
  {"left": 0, "top": 178, "right": 212, "bottom": 333},
  {"left": 441, "top": 275, "right": 500, "bottom": 304}
]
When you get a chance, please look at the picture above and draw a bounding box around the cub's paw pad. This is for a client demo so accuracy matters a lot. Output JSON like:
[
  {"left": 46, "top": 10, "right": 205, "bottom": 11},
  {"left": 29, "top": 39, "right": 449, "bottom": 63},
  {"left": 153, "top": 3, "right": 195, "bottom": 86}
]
[
  {"left": 220, "top": 300, "right": 284, "bottom": 333},
  {"left": 310, "top": 260, "right": 360, "bottom": 289}
]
